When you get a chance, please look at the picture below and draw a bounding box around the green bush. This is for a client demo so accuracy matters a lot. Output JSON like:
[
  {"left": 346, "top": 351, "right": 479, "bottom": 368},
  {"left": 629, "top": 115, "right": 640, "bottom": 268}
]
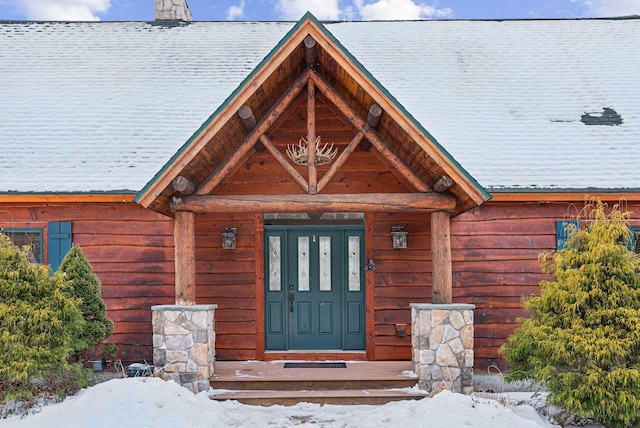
[
  {"left": 57, "top": 245, "right": 114, "bottom": 360},
  {"left": 501, "top": 199, "right": 640, "bottom": 427},
  {"left": 0, "top": 233, "right": 87, "bottom": 411}
]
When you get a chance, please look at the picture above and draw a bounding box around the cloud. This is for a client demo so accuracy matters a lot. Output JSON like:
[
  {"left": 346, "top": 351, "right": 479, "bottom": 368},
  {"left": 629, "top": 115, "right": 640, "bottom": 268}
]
[
  {"left": 581, "top": 0, "right": 640, "bottom": 16},
  {"left": 227, "top": 1, "right": 245, "bottom": 20},
  {"left": 275, "top": 0, "right": 453, "bottom": 21},
  {"left": 276, "top": 0, "right": 342, "bottom": 20},
  {"left": 356, "top": 0, "right": 453, "bottom": 20},
  {"left": 16, "top": 0, "right": 110, "bottom": 20}
]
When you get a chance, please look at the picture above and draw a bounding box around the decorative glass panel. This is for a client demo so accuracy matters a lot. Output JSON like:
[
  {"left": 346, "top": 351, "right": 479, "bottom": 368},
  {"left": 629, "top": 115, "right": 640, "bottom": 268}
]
[
  {"left": 268, "top": 236, "right": 281, "bottom": 291},
  {"left": 298, "top": 236, "right": 310, "bottom": 291},
  {"left": 348, "top": 236, "right": 360, "bottom": 291},
  {"left": 319, "top": 236, "right": 331, "bottom": 291}
]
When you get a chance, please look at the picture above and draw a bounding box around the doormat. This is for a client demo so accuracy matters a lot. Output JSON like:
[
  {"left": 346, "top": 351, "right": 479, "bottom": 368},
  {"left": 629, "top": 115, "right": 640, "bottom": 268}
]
[{"left": 283, "top": 362, "right": 347, "bottom": 369}]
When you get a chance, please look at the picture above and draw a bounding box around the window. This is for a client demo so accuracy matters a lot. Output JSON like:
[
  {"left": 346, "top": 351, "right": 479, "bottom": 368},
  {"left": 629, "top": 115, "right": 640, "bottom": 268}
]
[
  {"left": 0, "top": 227, "right": 44, "bottom": 263},
  {"left": 0, "top": 221, "right": 72, "bottom": 272},
  {"left": 630, "top": 227, "right": 640, "bottom": 254},
  {"left": 556, "top": 220, "right": 579, "bottom": 250}
]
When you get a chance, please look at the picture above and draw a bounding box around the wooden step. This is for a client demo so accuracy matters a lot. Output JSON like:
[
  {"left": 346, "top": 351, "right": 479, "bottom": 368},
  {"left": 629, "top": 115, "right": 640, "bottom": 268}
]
[
  {"left": 210, "top": 389, "right": 427, "bottom": 406},
  {"left": 209, "top": 361, "right": 425, "bottom": 406}
]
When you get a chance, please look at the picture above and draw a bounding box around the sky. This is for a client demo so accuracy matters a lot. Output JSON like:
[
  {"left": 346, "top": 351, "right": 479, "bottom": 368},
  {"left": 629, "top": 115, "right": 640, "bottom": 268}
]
[
  {"left": 2, "top": 377, "right": 554, "bottom": 428},
  {"left": 0, "top": 0, "right": 639, "bottom": 21}
]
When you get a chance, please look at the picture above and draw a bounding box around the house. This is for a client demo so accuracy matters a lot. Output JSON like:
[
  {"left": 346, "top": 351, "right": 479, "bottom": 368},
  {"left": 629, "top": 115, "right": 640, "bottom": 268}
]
[{"left": 1, "top": 4, "right": 639, "bottom": 393}]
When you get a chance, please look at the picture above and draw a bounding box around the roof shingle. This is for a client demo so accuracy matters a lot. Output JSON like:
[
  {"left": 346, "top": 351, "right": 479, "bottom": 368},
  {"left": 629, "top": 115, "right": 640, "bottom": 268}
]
[{"left": 1, "top": 18, "right": 638, "bottom": 193}]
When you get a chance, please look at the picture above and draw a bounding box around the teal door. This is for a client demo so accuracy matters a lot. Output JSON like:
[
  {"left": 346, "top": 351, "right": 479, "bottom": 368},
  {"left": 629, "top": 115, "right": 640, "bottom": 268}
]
[{"left": 265, "top": 226, "right": 365, "bottom": 351}]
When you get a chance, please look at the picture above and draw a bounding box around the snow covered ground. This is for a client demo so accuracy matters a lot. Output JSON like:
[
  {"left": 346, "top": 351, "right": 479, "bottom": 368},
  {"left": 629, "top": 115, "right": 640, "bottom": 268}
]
[{"left": 0, "top": 377, "right": 565, "bottom": 428}]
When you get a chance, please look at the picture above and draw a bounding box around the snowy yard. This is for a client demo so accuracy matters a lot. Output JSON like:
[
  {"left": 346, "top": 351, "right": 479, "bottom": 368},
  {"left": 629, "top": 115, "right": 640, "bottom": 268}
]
[{"left": 1, "top": 376, "right": 592, "bottom": 428}]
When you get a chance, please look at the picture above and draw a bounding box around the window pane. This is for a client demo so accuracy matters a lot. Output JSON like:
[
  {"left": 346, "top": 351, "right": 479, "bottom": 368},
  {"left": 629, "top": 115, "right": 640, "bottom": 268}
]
[
  {"left": 2, "top": 229, "right": 43, "bottom": 263},
  {"left": 268, "top": 236, "right": 281, "bottom": 291},
  {"left": 348, "top": 236, "right": 360, "bottom": 291},
  {"left": 319, "top": 236, "right": 331, "bottom": 291},
  {"left": 298, "top": 236, "right": 310, "bottom": 291}
]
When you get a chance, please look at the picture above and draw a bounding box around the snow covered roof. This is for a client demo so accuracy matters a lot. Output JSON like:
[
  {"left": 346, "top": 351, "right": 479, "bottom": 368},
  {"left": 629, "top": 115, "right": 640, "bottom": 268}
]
[{"left": 1, "top": 18, "right": 638, "bottom": 194}]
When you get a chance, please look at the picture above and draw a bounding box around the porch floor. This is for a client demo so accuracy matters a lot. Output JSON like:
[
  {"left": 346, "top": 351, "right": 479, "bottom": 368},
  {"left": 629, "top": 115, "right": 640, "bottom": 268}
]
[{"left": 209, "top": 360, "right": 427, "bottom": 406}]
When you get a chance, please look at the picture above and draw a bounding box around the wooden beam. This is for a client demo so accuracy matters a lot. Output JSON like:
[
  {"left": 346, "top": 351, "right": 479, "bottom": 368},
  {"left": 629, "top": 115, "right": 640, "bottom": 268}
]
[
  {"left": 196, "top": 69, "right": 312, "bottom": 195},
  {"left": 433, "top": 176, "right": 454, "bottom": 193},
  {"left": 310, "top": 72, "right": 432, "bottom": 193},
  {"left": 307, "top": 78, "right": 317, "bottom": 194},
  {"left": 259, "top": 134, "right": 309, "bottom": 193},
  {"left": 174, "top": 210, "right": 196, "bottom": 305},
  {"left": 254, "top": 213, "right": 265, "bottom": 361},
  {"left": 171, "top": 193, "right": 456, "bottom": 213},
  {"left": 304, "top": 35, "right": 316, "bottom": 67},
  {"left": 237, "top": 105, "right": 257, "bottom": 131},
  {"left": 367, "top": 103, "right": 382, "bottom": 128},
  {"left": 317, "top": 131, "right": 364, "bottom": 193},
  {"left": 172, "top": 176, "right": 196, "bottom": 196},
  {"left": 364, "top": 212, "right": 375, "bottom": 360},
  {"left": 360, "top": 104, "right": 381, "bottom": 151},
  {"left": 431, "top": 211, "right": 452, "bottom": 304}
]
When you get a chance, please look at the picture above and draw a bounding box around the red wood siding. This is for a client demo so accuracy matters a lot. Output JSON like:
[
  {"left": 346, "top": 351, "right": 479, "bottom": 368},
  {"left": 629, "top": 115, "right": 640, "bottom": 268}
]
[
  {"left": 195, "top": 213, "right": 258, "bottom": 361},
  {"left": 4, "top": 198, "right": 639, "bottom": 369},
  {"left": 0, "top": 202, "right": 174, "bottom": 364}
]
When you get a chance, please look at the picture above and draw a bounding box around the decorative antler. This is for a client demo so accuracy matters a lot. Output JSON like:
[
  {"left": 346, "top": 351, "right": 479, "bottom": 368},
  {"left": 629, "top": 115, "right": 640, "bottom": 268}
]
[{"left": 286, "top": 136, "right": 338, "bottom": 165}]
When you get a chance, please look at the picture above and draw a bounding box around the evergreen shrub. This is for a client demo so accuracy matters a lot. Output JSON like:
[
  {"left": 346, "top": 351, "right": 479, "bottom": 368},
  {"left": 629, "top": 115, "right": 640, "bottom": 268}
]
[
  {"left": 501, "top": 199, "right": 640, "bottom": 427},
  {"left": 0, "top": 233, "right": 86, "bottom": 413},
  {"left": 58, "top": 245, "right": 114, "bottom": 360}
]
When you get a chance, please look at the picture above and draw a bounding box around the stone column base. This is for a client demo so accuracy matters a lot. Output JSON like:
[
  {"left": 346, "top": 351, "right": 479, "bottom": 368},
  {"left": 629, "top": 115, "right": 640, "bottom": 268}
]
[
  {"left": 410, "top": 303, "right": 475, "bottom": 394},
  {"left": 152, "top": 304, "right": 217, "bottom": 393}
]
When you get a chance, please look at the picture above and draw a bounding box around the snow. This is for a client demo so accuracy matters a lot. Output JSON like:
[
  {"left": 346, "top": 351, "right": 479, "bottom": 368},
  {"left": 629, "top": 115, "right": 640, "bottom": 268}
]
[
  {"left": 1, "top": 19, "right": 639, "bottom": 193},
  {"left": 1, "top": 377, "right": 557, "bottom": 428}
]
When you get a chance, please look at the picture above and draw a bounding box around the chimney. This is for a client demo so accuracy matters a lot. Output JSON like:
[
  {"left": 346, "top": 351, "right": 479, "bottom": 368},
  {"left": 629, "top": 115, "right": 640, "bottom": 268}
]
[{"left": 155, "top": 0, "right": 192, "bottom": 21}]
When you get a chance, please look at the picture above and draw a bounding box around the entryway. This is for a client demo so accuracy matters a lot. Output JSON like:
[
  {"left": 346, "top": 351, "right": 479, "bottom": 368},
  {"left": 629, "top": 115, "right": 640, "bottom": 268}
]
[{"left": 264, "top": 224, "right": 365, "bottom": 352}]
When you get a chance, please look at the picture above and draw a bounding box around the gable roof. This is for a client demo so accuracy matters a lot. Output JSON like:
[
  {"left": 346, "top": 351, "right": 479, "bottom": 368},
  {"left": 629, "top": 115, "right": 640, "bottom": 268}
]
[
  {"left": 1, "top": 17, "right": 639, "bottom": 197},
  {"left": 134, "top": 13, "right": 489, "bottom": 216}
]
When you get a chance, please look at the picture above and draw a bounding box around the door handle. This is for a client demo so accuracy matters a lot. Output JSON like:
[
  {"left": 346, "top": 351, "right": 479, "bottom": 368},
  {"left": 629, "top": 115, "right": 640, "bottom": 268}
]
[{"left": 289, "top": 292, "right": 294, "bottom": 312}]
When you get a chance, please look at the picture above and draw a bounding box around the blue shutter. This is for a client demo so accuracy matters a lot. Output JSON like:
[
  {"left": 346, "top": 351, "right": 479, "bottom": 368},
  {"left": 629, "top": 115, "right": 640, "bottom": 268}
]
[
  {"left": 556, "top": 220, "right": 579, "bottom": 250},
  {"left": 48, "top": 221, "right": 72, "bottom": 272}
]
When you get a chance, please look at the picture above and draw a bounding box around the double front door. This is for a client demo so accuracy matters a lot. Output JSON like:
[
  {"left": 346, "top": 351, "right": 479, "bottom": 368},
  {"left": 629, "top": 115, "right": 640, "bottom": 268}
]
[{"left": 265, "top": 226, "right": 365, "bottom": 351}]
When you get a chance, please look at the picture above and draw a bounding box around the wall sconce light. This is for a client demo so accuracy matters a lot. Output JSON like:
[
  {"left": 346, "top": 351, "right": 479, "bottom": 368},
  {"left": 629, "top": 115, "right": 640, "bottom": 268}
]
[
  {"left": 222, "top": 227, "right": 237, "bottom": 250},
  {"left": 391, "top": 226, "right": 408, "bottom": 249}
]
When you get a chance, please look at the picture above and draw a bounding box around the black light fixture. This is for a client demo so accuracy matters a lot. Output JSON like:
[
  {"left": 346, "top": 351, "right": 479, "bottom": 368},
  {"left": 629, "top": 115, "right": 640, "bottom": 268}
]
[
  {"left": 222, "top": 227, "right": 237, "bottom": 250},
  {"left": 391, "top": 226, "right": 408, "bottom": 249}
]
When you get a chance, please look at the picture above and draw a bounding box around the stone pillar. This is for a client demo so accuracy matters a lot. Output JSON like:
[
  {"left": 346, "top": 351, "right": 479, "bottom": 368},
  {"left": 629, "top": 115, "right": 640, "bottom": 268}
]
[
  {"left": 411, "top": 303, "right": 475, "bottom": 394},
  {"left": 152, "top": 304, "right": 217, "bottom": 393}
]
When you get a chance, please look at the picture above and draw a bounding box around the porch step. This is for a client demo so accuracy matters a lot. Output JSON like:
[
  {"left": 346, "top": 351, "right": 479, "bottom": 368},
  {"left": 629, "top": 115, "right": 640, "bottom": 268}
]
[
  {"left": 209, "top": 389, "right": 426, "bottom": 406},
  {"left": 209, "top": 361, "right": 426, "bottom": 406}
]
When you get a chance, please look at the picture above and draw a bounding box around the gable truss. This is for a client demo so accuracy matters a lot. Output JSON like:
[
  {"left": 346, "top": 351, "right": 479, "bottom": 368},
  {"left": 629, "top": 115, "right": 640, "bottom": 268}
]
[{"left": 178, "top": 64, "right": 433, "bottom": 200}]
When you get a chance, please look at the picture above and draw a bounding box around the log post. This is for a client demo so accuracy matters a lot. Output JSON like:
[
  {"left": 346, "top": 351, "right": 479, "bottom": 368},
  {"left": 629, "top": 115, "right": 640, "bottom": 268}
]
[
  {"left": 431, "top": 210, "right": 452, "bottom": 304},
  {"left": 307, "top": 78, "right": 317, "bottom": 194},
  {"left": 174, "top": 210, "right": 196, "bottom": 305}
]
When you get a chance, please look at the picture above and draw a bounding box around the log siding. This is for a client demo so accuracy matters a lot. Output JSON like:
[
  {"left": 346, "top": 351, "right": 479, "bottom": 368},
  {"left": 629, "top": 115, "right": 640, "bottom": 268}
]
[{"left": 2, "top": 198, "right": 636, "bottom": 368}]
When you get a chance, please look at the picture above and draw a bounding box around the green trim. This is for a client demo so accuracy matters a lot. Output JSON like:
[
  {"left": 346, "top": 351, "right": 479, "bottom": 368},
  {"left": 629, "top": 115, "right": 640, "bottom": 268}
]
[
  {"left": 0, "top": 227, "right": 44, "bottom": 263},
  {"left": 629, "top": 226, "right": 640, "bottom": 253},
  {"left": 135, "top": 12, "right": 490, "bottom": 203}
]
